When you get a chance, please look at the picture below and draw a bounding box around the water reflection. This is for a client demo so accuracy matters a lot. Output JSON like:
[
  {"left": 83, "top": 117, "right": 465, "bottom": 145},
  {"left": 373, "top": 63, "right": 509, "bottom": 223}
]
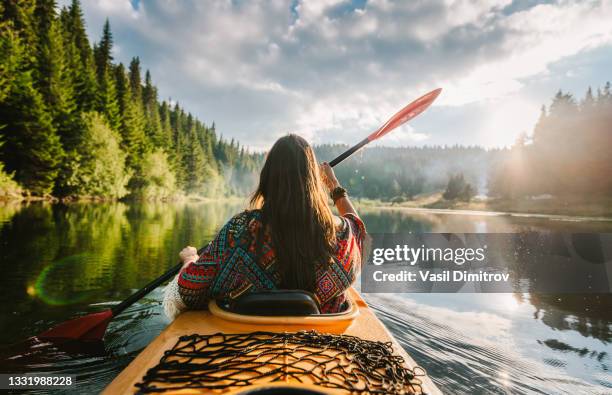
[
  {"left": 0, "top": 201, "right": 244, "bottom": 347},
  {"left": 530, "top": 294, "right": 611, "bottom": 344},
  {"left": 0, "top": 202, "right": 610, "bottom": 394}
]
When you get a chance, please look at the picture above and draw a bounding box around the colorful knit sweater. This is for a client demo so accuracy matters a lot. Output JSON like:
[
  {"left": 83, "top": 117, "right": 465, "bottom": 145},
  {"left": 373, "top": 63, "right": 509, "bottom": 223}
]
[{"left": 176, "top": 209, "right": 366, "bottom": 314}]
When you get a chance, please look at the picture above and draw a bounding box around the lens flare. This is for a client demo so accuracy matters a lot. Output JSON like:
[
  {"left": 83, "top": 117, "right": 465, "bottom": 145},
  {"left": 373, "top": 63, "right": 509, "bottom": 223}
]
[{"left": 34, "top": 254, "right": 94, "bottom": 306}]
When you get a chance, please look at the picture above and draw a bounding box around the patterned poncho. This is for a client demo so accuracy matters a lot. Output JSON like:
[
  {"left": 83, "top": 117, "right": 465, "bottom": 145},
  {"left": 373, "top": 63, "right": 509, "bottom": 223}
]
[{"left": 166, "top": 209, "right": 366, "bottom": 317}]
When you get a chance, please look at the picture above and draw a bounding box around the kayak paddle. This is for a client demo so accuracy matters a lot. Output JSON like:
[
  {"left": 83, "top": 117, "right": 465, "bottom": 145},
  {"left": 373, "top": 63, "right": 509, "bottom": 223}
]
[
  {"left": 36, "top": 88, "right": 441, "bottom": 342},
  {"left": 329, "top": 88, "right": 442, "bottom": 167}
]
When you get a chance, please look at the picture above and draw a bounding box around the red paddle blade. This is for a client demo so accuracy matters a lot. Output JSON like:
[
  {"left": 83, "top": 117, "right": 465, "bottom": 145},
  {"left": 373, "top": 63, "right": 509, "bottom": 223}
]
[
  {"left": 38, "top": 309, "right": 113, "bottom": 341},
  {"left": 367, "top": 88, "right": 442, "bottom": 142}
]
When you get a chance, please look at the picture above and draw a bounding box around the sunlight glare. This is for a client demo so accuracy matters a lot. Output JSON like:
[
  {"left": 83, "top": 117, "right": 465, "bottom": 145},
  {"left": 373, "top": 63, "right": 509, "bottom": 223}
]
[
  {"left": 498, "top": 370, "right": 511, "bottom": 387},
  {"left": 499, "top": 293, "right": 520, "bottom": 311},
  {"left": 481, "top": 97, "right": 539, "bottom": 147}
]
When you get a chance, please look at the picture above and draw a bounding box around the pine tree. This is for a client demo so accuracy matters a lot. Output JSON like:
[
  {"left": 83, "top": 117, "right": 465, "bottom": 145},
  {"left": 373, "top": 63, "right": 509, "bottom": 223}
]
[
  {"left": 33, "top": 0, "right": 68, "bottom": 106},
  {"left": 97, "top": 65, "right": 120, "bottom": 130},
  {"left": 142, "top": 70, "right": 154, "bottom": 105},
  {"left": 0, "top": 7, "right": 20, "bottom": 105},
  {"left": 93, "top": 19, "right": 120, "bottom": 129},
  {"left": 127, "top": 57, "right": 146, "bottom": 144},
  {"left": 581, "top": 86, "right": 595, "bottom": 113},
  {"left": 159, "top": 100, "right": 174, "bottom": 151},
  {"left": 128, "top": 57, "right": 142, "bottom": 103},
  {"left": 143, "top": 70, "right": 164, "bottom": 147},
  {"left": 531, "top": 105, "right": 547, "bottom": 145},
  {"left": 197, "top": 124, "right": 221, "bottom": 196},
  {"left": 60, "top": 0, "right": 97, "bottom": 111},
  {"left": 94, "top": 19, "right": 112, "bottom": 77},
  {"left": 170, "top": 102, "right": 183, "bottom": 147},
  {"left": 115, "top": 63, "right": 146, "bottom": 169},
  {"left": 67, "top": 0, "right": 92, "bottom": 73},
  {"left": 183, "top": 123, "right": 207, "bottom": 194},
  {"left": 33, "top": 0, "right": 78, "bottom": 158},
  {"left": 171, "top": 105, "right": 189, "bottom": 190}
]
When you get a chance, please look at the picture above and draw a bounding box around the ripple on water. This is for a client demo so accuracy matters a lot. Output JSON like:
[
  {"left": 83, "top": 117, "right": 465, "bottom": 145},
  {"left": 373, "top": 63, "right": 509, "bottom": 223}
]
[{"left": 364, "top": 294, "right": 610, "bottom": 395}]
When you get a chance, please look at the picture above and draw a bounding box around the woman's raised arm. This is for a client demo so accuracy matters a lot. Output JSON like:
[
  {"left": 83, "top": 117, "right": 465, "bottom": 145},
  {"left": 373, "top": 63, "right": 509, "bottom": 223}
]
[{"left": 319, "top": 162, "right": 359, "bottom": 218}]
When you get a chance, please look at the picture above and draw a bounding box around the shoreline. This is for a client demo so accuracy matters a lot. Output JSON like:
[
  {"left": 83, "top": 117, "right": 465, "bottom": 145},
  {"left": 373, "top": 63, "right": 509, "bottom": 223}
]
[
  {"left": 2, "top": 194, "right": 611, "bottom": 222},
  {"left": 354, "top": 193, "right": 612, "bottom": 221},
  {"left": 360, "top": 205, "right": 612, "bottom": 222},
  {"left": 0, "top": 194, "right": 249, "bottom": 204}
]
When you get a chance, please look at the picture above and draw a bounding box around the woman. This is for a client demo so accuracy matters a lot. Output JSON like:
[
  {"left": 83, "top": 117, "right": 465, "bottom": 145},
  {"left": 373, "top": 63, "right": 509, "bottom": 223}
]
[{"left": 163, "top": 134, "right": 366, "bottom": 319}]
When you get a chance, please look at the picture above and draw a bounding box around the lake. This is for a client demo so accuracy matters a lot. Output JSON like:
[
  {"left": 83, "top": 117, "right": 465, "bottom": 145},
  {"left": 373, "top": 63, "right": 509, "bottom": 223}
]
[{"left": 0, "top": 201, "right": 610, "bottom": 394}]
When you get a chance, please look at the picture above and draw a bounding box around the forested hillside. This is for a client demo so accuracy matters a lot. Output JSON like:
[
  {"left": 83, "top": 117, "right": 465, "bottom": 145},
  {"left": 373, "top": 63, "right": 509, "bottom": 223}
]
[
  {"left": 488, "top": 84, "right": 612, "bottom": 199},
  {"left": 316, "top": 145, "right": 493, "bottom": 200},
  {"left": 0, "top": 0, "right": 262, "bottom": 199}
]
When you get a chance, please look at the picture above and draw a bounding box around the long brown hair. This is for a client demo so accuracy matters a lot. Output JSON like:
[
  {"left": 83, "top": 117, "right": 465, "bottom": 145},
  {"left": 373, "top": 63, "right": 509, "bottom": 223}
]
[{"left": 250, "top": 134, "right": 336, "bottom": 291}]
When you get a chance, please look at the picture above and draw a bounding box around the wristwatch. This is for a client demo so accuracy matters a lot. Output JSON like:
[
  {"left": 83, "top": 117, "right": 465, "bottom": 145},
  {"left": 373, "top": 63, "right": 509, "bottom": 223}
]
[{"left": 330, "top": 186, "right": 347, "bottom": 203}]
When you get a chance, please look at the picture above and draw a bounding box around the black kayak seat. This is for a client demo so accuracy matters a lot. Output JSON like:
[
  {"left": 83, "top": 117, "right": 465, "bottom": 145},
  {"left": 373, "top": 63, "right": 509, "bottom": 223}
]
[{"left": 224, "top": 290, "right": 321, "bottom": 316}]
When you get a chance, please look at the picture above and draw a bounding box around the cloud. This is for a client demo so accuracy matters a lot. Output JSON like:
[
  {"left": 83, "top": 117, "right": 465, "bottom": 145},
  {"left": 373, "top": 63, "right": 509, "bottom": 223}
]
[
  {"left": 442, "top": 0, "right": 612, "bottom": 106},
  {"left": 69, "top": 0, "right": 612, "bottom": 149}
]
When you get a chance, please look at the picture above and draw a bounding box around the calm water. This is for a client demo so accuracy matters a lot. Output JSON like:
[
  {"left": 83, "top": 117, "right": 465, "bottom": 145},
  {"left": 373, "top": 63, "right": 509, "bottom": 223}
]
[{"left": 0, "top": 201, "right": 610, "bottom": 394}]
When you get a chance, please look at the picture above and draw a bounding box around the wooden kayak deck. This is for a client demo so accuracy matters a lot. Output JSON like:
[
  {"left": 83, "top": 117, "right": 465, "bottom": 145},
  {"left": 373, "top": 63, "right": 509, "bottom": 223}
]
[{"left": 103, "top": 288, "right": 442, "bottom": 394}]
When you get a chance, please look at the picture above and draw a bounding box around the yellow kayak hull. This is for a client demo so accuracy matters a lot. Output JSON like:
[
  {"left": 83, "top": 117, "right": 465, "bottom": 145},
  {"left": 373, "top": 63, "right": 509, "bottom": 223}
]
[{"left": 103, "top": 288, "right": 441, "bottom": 394}]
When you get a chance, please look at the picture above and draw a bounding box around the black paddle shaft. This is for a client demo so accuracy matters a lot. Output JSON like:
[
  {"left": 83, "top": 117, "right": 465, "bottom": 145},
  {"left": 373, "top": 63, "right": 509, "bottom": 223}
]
[
  {"left": 111, "top": 248, "right": 205, "bottom": 316},
  {"left": 329, "top": 137, "right": 370, "bottom": 167}
]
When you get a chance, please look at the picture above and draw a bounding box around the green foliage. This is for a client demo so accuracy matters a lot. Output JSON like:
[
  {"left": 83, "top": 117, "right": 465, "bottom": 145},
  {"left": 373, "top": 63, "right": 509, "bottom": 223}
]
[
  {"left": 93, "top": 19, "right": 120, "bottom": 130},
  {"left": 131, "top": 149, "right": 176, "bottom": 200},
  {"left": 115, "top": 63, "right": 146, "bottom": 168},
  {"left": 390, "top": 196, "right": 408, "bottom": 205},
  {"left": 0, "top": 16, "right": 21, "bottom": 103},
  {"left": 158, "top": 100, "right": 173, "bottom": 149},
  {"left": 0, "top": 167, "right": 21, "bottom": 198},
  {"left": 443, "top": 173, "right": 475, "bottom": 202},
  {"left": 0, "top": 140, "right": 22, "bottom": 199},
  {"left": 0, "top": 29, "right": 63, "bottom": 195},
  {"left": 95, "top": 63, "right": 120, "bottom": 130},
  {"left": 143, "top": 71, "right": 165, "bottom": 147},
  {"left": 59, "top": 0, "right": 97, "bottom": 111},
  {"left": 183, "top": 123, "right": 209, "bottom": 194},
  {"left": 315, "top": 145, "right": 487, "bottom": 200},
  {"left": 64, "top": 112, "right": 129, "bottom": 198},
  {"left": 33, "top": 0, "right": 74, "bottom": 117},
  {"left": 33, "top": 0, "right": 79, "bottom": 160},
  {"left": 1, "top": 3, "right": 62, "bottom": 196},
  {"left": 93, "top": 18, "right": 112, "bottom": 77}
]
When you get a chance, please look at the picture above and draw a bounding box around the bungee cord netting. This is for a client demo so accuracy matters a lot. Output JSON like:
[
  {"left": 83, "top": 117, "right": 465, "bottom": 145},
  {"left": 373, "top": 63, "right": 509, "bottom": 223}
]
[{"left": 135, "top": 330, "right": 426, "bottom": 394}]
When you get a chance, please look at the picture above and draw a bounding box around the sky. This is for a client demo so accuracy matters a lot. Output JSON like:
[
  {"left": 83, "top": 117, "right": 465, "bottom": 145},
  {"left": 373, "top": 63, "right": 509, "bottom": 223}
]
[{"left": 60, "top": 0, "right": 612, "bottom": 150}]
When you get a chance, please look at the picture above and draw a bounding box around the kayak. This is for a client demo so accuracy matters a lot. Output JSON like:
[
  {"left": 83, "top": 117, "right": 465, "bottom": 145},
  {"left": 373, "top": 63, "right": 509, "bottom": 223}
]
[{"left": 103, "top": 288, "right": 441, "bottom": 394}]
